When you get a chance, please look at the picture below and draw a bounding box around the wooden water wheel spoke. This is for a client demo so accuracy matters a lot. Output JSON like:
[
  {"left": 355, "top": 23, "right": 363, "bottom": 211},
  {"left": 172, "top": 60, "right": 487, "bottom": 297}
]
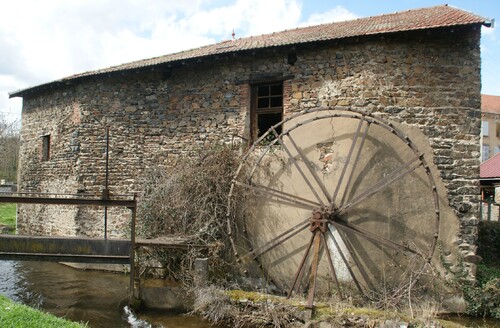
[
  {"left": 242, "top": 217, "right": 310, "bottom": 261},
  {"left": 339, "top": 121, "right": 371, "bottom": 208},
  {"left": 287, "top": 231, "right": 316, "bottom": 298},
  {"left": 306, "top": 230, "right": 323, "bottom": 308},
  {"left": 270, "top": 127, "right": 326, "bottom": 207},
  {"left": 330, "top": 225, "right": 375, "bottom": 291},
  {"left": 234, "top": 180, "right": 321, "bottom": 209},
  {"left": 331, "top": 219, "right": 418, "bottom": 255},
  {"left": 229, "top": 108, "right": 440, "bottom": 309},
  {"left": 331, "top": 118, "right": 365, "bottom": 205},
  {"left": 320, "top": 232, "right": 343, "bottom": 300},
  {"left": 325, "top": 227, "right": 365, "bottom": 294},
  {"left": 284, "top": 131, "right": 333, "bottom": 204},
  {"left": 338, "top": 155, "right": 422, "bottom": 214}
]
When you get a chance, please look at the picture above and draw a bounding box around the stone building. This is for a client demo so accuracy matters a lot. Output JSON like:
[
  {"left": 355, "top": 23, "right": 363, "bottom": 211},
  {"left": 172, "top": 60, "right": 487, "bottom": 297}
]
[
  {"left": 480, "top": 153, "right": 500, "bottom": 221},
  {"left": 481, "top": 94, "right": 500, "bottom": 161},
  {"left": 10, "top": 5, "right": 490, "bottom": 279}
]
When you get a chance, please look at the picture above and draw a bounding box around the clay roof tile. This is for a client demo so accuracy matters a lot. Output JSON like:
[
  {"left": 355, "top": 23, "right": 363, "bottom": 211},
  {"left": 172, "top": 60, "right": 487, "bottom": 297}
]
[
  {"left": 9, "top": 4, "right": 490, "bottom": 97},
  {"left": 481, "top": 153, "right": 500, "bottom": 178},
  {"left": 482, "top": 94, "right": 500, "bottom": 114}
]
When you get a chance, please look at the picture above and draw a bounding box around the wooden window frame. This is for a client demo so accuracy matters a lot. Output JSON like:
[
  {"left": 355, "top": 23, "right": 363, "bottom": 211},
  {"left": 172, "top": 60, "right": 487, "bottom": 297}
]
[{"left": 250, "top": 82, "right": 284, "bottom": 143}]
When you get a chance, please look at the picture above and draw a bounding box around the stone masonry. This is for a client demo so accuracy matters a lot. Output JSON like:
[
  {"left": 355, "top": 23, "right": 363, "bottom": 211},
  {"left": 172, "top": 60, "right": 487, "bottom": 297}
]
[{"left": 15, "top": 21, "right": 482, "bottom": 275}]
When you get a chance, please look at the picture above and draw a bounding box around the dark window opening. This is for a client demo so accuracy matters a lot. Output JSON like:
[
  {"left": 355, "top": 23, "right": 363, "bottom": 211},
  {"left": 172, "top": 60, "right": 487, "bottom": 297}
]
[
  {"left": 258, "top": 113, "right": 283, "bottom": 136},
  {"left": 42, "top": 135, "right": 50, "bottom": 161},
  {"left": 252, "top": 82, "right": 283, "bottom": 142}
]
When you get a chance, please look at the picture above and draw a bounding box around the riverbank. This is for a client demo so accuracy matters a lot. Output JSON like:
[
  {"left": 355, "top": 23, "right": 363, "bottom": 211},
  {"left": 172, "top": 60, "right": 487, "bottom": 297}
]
[
  {"left": 191, "top": 287, "right": 499, "bottom": 328},
  {"left": 0, "top": 294, "right": 86, "bottom": 327}
]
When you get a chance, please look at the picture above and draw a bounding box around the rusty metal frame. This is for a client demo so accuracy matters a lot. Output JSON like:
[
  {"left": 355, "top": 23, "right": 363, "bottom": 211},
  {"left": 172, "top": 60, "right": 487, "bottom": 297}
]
[{"left": 0, "top": 192, "right": 138, "bottom": 303}]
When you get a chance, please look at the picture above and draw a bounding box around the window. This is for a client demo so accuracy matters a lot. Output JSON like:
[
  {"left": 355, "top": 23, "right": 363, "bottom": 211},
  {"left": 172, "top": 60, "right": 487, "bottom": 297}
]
[
  {"left": 482, "top": 144, "right": 490, "bottom": 161},
  {"left": 496, "top": 122, "right": 500, "bottom": 138},
  {"left": 251, "top": 82, "right": 283, "bottom": 142},
  {"left": 42, "top": 135, "right": 50, "bottom": 161},
  {"left": 482, "top": 121, "right": 489, "bottom": 136},
  {"left": 495, "top": 146, "right": 500, "bottom": 155}
]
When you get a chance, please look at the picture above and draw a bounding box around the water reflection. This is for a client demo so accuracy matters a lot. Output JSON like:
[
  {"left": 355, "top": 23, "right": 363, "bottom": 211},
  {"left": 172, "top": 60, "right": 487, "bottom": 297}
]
[{"left": 0, "top": 261, "right": 212, "bottom": 327}]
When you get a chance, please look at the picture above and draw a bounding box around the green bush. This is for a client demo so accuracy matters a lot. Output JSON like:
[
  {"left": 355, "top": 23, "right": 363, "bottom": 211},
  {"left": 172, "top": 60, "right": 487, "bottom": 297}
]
[{"left": 463, "top": 265, "right": 500, "bottom": 319}]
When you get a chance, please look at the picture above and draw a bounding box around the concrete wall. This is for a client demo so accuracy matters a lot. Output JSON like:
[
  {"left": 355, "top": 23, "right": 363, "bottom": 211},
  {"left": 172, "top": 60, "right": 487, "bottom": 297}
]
[{"left": 18, "top": 26, "right": 481, "bottom": 274}]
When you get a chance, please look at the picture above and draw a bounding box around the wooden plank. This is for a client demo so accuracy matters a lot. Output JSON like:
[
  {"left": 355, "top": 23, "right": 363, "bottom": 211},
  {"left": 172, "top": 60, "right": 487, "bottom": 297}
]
[{"left": 135, "top": 238, "right": 207, "bottom": 249}]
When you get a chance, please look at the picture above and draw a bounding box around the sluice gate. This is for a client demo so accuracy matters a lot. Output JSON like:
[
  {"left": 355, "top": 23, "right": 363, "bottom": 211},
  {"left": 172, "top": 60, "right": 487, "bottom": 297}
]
[{"left": 0, "top": 192, "right": 138, "bottom": 302}]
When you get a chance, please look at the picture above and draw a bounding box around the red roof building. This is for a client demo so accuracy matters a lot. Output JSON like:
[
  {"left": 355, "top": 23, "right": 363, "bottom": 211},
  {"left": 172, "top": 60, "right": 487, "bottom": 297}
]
[
  {"left": 480, "top": 152, "right": 500, "bottom": 179},
  {"left": 480, "top": 151, "right": 500, "bottom": 218},
  {"left": 481, "top": 95, "right": 500, "bottom": 114},
  {"left": 481, "top": 95, "right": 500, "bottom": 161}
]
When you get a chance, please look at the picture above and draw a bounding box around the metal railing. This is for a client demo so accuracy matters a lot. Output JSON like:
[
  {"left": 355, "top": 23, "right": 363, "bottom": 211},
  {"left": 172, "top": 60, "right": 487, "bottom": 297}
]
[{"left": 0, "top": 191, "right": 137, "bottom": 302}]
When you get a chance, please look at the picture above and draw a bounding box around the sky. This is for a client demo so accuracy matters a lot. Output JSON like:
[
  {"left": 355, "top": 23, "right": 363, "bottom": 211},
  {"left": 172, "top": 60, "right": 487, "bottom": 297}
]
[{"left": 1, "top": 0, "right": 499, "bottom": 123}]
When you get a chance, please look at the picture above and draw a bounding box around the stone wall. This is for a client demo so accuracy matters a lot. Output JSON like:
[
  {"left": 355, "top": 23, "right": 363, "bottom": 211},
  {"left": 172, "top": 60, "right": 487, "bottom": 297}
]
[{"left": 18, "top": 26, "right": 481, "bottom": 265}]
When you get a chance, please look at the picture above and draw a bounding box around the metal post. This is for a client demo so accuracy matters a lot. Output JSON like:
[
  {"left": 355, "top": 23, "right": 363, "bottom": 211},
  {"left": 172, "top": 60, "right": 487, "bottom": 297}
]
[
  {"left": 104, "top": 127, "right": 110, "bottom": 239},
  {"left": 488, "top": 196, "right": 493, "bottom": 221},
  {"left": 129, "top": 202, "right": 137, "bottom": 303}
]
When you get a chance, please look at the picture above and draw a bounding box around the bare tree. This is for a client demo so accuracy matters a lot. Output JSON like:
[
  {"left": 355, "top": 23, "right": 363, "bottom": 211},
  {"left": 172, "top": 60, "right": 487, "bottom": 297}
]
[{"left": 0, "top": 114, "right": 20, "bottom": 183}]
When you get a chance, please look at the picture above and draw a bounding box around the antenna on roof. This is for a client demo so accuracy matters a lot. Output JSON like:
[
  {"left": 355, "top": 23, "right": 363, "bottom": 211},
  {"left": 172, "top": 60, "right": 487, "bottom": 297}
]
[{"left": 232, "top": 29, "right": 236, "bottom": 40}]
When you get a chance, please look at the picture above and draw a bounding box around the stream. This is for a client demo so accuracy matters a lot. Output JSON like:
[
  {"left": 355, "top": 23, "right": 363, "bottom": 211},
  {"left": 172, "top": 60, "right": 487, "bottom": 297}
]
[
  {"left": 0, "top": 260, "right": 211, "bottom": 327},
  {"left": 1, "top": 260, "right": 498, "bottom": 327}
]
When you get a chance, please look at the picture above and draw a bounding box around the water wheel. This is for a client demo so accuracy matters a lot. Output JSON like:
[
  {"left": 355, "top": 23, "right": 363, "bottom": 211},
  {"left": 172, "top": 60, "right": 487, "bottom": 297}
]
[{"left": 227, "top": 107, "right": 440, "bottom": 308}]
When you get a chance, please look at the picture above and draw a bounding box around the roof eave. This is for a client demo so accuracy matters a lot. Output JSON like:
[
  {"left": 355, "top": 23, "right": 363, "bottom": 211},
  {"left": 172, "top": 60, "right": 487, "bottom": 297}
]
[{"left": 9, "top": 10, "right": 489, "bottom": 99}]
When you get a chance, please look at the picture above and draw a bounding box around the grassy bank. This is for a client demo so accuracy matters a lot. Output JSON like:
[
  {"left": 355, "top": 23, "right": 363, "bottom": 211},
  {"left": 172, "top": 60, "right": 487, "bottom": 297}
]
[
  {"left": 0, "top": 294, "right": 86, "bottom": 327},
  {"left": 0, "top": 203, "right": 16, "bottom": 232}
]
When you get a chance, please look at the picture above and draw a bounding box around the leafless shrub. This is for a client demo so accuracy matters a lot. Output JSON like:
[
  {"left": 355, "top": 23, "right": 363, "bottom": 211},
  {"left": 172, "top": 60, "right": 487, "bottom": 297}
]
[
  {"left": 138, "top": 144, "right": 240, "bottom": 239},
  {"left": 412, "top": 300, "right": 440, "bottom": 325},
  {"left": 191, "top": 286, "right": 304, "bottom": 328},
  {"left": 191, "top": 285, "right": 239, "bottom": 325},
  {"left": 0, "top": 114, "right": 20, "bottom": 182},
  {"left": 137, "top": 143, "right": 246, "bottom": 284}
]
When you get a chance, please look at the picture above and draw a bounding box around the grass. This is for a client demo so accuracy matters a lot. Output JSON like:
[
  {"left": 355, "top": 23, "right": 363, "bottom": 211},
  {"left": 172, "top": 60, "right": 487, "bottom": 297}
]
[
  {"left": 219, "top": 288, "right": 470, "bottom": 328},
  {"left": 0, "top": 294, "right": 87, "bottom": 328},
  {"left": 0, "top": 203, "right": 16, "bottom": 232}
]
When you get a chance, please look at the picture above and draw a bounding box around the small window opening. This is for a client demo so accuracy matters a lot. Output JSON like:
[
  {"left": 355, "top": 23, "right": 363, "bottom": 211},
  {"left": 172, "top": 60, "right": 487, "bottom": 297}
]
[
  {"left": 252, "top": 82, "right": 283, "bottom": 142},
  {"left": 482, "top": 121, "right": 489, "bottom": 136},
  {"left": 482, "top": 144, "right": 490, "bottom": 161},
  {"left": 42, "top": 135, "right": 50, "bottom": 161}
]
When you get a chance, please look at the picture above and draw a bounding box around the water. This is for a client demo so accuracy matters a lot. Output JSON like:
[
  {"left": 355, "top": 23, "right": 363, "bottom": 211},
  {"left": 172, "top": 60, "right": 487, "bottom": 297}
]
[
  {"left": 2, "top": 261, "right": 498, "bottom": 327},
  {"left": 0, "top": 261, "right": 212, "bottom": 327},
  {"left": 441, "top": 315, "right": 500, "bottom": 328}
]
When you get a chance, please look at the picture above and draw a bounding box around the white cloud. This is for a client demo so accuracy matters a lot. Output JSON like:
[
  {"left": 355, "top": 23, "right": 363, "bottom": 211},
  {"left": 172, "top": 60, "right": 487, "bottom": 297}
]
[
  {"left": 0, "top": 0, "right": 356, "bottom": 122},
  {"left": 301, "top": 5, "right": 358, "bottom": 26}
]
